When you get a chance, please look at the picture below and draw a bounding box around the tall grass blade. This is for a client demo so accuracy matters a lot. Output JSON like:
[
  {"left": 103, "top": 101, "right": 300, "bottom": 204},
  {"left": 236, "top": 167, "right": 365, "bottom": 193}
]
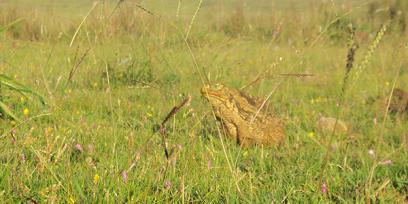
[
  {"left": 0, "top": 101, "right": 21, "bottom": 122},
  {"left": 0, "top": 74, "right": 46, "bottom": 105},
  {"left": 0, "top": 18, "right": 24, "bottom": 33}
]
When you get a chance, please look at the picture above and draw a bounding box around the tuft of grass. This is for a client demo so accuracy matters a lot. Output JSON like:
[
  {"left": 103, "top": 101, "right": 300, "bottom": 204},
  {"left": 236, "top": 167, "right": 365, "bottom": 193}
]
[{"left": 0, "top": 74, "right": 46, "bottom": 122}]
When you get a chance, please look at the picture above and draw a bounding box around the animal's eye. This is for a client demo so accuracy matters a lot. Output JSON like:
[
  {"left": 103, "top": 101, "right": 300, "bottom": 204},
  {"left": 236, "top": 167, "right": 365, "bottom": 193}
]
[
  {"left": 214, "top": 83, "right": 224, "bottom": 90},
  {"left": 203, "top": 84, "right": 211, "bottom": 90}
]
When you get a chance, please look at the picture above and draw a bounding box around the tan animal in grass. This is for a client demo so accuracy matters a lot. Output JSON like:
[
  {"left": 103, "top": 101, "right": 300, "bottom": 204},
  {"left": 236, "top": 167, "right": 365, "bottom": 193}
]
[{"left": 201, "top": 84, "right": 285, "bottom": 147}]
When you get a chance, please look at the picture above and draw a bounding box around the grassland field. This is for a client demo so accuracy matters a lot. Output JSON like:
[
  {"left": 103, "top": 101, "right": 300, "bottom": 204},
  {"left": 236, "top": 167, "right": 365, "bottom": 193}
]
[{"left": 0, "top": 0, "right": 407, "bottom": 203}]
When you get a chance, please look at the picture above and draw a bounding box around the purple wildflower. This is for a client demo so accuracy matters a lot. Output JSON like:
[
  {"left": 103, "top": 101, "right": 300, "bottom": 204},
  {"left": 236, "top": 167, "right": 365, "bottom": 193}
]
[{"left": 164, "top": 180, "right": 172, "bottom": 189}]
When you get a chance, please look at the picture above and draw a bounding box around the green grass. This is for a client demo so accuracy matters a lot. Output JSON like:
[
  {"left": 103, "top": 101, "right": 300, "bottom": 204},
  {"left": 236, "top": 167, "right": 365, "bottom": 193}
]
[{"left": 0, "top": 0, "right": 407, "bottom": 203}]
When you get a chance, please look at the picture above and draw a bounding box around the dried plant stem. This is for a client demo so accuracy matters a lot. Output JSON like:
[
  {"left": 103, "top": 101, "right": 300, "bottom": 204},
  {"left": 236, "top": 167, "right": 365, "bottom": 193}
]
[
  {"left": 69, "top": 2, "right": 98, "bottom": 47},
  {"left": 201, "top": 91, "right": 243, "bottom": 194},
  {"left": 350, "top": 24, "right": 387, "bottom": 91},
  {"left": 65, "top": 48, "right": 91, "bottom": 87},
  {"left": 31, "top": 146, "right": 67, "bottom": 193},
  {"left": 176, "top": 0, "right": 182, "bottom": 18},
  {"left": 278, "top": 73, "right": 315, "bottom": 77},
  {"left": 159, "top": 96, "right": 191, "bottom": 159},
  {"left": 40, "top": 45, "right": 55, "bottom": 96},
  {"left": 126, "top": 110, "right": 201, "bottom": 192},
  {"left": 366, "top": 59, "right": 402, "bottom": 202},
  {"left": 108, "top": 0, "right": 125, "bottom": 19},
  {"left": 250, "top": 80, "right": 283, "bottom": 125},
  {"left": 131, "top": 2, "right": 209, "bottom": 85},
  {"left": 133, "top": 1, "right": 240, "bottom": 193},
  {"left": 319, "top": 24, "right": 387, "bottom": 198},
  {"left": 309, "top": 2, "right": 370, "bottom": 48},
  {"left": 240, "top": 70, "right": 314, "bottom": 90},
  {"left": 318, "top": 26, "right": 358, "bottom": 190},
  {"left": 185, "top": 0, "right": 203, "bottom": 40}
]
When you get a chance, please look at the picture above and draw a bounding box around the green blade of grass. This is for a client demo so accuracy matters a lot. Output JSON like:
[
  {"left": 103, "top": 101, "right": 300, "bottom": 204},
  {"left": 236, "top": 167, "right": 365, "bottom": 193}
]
[
  {"left": 0, "top": 74, "right": 47, "bottom": 105},
  {"left": 0, "top": 101, "right": 21, "bottom": 122},
  {"left": 0, "top": 18, "right": 24, "bottom": 33}
]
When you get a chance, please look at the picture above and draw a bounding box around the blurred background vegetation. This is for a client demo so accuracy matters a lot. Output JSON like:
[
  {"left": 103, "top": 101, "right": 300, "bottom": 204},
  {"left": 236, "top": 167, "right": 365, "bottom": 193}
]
[{"left": 0, "top": 0, "right": 407, "bottom": 42}]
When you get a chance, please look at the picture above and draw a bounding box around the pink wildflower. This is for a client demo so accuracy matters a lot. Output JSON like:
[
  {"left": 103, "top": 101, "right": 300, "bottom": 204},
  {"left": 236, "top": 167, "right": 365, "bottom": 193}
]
[
  {"left": 321, "top": 183, "right": 328, "bottom": 194},
  {"left": 121, "top": 171, "right": 128, "bottom": 183},
  {"left": 75, "top": 144, "right": 84, "bottom": 153},
  {"left": 379, "top": 160, "right": 392, "bottom": 166}
]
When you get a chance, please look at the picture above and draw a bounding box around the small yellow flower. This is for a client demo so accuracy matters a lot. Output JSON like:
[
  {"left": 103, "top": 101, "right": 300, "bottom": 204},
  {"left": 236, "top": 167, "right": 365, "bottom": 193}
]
[
  {"left": 93, "top": 82, "right": 98, "bottom": 88},
  {"left": 385, "top": 81, "right": 390, "bottom": 86},
  {"left": 23, "top": 108, "right": 29, "bottom": 116},
  {"left": 69, "top": 197, "right": 76, "bottom": 204},
  {"left": 307, "top": 132, "right": 315, "bottom": 138},
  {"left": 10, "top": 120, "right": 16, "bottom": 125},
  {"left": 243, "top": 151, "right": 248, "bottom": 157},
  {"left": 46, "top": 127, "right": 53, "bottom": 135},
  {"left": 93, "top": 174, "right": 100, "bottom": 184}
]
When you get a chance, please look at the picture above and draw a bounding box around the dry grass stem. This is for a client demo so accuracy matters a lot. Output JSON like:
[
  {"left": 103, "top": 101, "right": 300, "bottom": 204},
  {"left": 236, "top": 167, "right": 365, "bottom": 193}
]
[{"left": 159, "top": 95, "right": 191, "bottom": 159}]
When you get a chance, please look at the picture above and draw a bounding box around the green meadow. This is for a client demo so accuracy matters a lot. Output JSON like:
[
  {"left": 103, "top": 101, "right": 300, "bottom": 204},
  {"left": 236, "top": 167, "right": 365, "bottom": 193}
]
[{"left": 0, "top": 0, "right": 407, "bottom": 202}]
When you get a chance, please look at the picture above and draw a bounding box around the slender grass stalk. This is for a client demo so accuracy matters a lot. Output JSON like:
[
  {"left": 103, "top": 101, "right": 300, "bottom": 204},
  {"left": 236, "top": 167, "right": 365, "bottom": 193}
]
[
  {"left": 108, "top": 0, "right": 125, "bottom": 19},
  {"left": 318, "top": 24, "right": 387, "bottom": 198},
  {"left": 185, "top": 0, "right": 203, "bottom": 41},
  {"left": 69, "top": 2, "right": 99, "bottom": 47},
  {"left": 365, "top": 45, "right": 403, "bottom": 203},
  {"left": 0, "top": 74, "right": 47, "bottom": 122},
  {"left": 0, "top": 18, "right": 24, "bottom": 33},
  {"left": 349, "top": 24, "right": 387, "bottom": 91},
  {"left": 318, "top": 25, "right": 358, "bottom": 189},
  {"left": 176, "top": 0, "right": 182, "bottom": 18}
]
